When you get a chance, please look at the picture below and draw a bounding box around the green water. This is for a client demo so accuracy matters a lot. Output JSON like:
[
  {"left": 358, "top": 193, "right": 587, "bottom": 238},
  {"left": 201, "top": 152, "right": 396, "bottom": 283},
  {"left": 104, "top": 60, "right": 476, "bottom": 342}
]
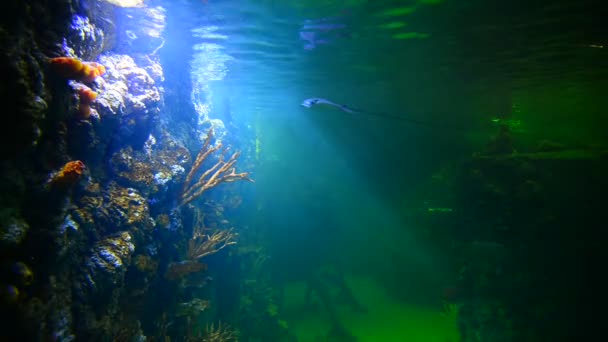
[
  {"left": 283, "top": 276, "right": 460, "bottom": 341},
  {"left": 163, "top": 0, "right": 607, "bottom": 340}
]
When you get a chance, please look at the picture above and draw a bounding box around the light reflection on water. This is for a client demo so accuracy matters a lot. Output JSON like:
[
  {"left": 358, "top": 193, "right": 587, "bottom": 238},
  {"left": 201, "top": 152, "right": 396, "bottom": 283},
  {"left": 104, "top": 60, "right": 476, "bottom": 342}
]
[{"left": 164, "top": 0, "right": 606, "bottom": 142}]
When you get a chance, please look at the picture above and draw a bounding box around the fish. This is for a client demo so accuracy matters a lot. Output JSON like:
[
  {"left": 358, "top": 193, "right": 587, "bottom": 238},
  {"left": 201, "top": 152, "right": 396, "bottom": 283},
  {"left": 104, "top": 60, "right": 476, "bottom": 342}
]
[
  {"left": 301, "top": 97, "right": 355, "bottom": 113},
  {"left": 301, "top": 97, "right": 464, "bottom": 130}
]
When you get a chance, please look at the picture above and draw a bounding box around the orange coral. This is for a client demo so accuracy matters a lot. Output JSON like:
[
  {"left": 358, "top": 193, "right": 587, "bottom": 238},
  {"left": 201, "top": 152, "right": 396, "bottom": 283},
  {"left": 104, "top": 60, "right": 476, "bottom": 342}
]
[
  {"left": 51, "top": 160, "right": 85, "bottom": 187},
  {"left": 49, "top": 57, "right": 85, "bottom": 78},
  {"left": 49, "top": 57, "right": 106, "bottom": 83},
  {"left": 75, "top": 85, "right": 98, "bottom": 119},
  {"left": 81, "top": 62, "right": 106, "bottom": 83}
]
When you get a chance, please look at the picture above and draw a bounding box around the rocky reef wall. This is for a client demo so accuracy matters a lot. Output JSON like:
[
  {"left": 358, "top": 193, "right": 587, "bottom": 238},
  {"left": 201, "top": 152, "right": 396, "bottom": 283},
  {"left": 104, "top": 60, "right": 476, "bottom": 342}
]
[{"left": 0, "top": 1, "right": 259, "bottom": 340}]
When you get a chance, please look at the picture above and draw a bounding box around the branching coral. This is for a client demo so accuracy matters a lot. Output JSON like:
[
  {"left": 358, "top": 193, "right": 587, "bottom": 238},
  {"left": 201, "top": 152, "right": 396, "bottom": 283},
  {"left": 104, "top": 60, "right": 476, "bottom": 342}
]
[
  {"left": 187, "top": 227, "right": 238, "bottom": 260},
  {"left": 165, "top": 213, "right": 237, "bottom": 280},
  {"left": 180, "top": 129, "right": 253, "bottom": 206},
  {"left": 202, "top": 322, "right": 238, "bottom": 342}
]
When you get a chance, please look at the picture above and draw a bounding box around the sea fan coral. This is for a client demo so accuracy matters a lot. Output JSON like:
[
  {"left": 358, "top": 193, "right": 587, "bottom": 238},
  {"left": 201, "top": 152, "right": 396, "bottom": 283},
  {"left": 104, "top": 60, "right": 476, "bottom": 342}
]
[
  {"left": 49, "top": 57, "right": 106, "bottom": 83},
  {"left": 180, "top": 128, "right": 253, "bottom": 206}
]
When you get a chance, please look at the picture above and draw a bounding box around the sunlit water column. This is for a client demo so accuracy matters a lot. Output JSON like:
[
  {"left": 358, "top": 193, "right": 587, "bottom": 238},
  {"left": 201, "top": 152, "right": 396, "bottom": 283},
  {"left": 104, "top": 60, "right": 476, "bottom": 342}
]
[{"left": 190, "top": 26, "right": 234, "bottom": 142}]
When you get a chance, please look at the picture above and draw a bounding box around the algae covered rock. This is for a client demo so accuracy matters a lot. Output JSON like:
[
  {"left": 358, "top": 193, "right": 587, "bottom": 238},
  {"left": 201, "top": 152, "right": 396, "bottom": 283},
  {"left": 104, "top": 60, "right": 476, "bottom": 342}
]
[
  {"left": 70, "top": 181, "right": 152, "bottom": 241},
  {"left": 96, "top": 53, "right": 162, "bottom": 148},
  {"left": 109, "top": 133, "right": 189, "bottom": 195},
  {"left": 64, "top": 15, "right": 106, "bottom": 60},
  {"left": 99, "top": 182, "right": 152, "bottom": 232},
  {"left": 80, "top": 231, "right": 135, "bottom": 296},
  {"left": 0, "top": 215, "right": 30, "bottom": 248}
]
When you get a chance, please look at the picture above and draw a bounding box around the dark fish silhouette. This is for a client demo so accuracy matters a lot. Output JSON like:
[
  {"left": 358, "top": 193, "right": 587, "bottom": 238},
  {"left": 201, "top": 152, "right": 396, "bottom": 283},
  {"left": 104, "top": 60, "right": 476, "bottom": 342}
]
[
  {"left": 301, "top": 97, "right": 462, "bottom": 130},
  {"left": 301, "top": 97, "right": 355, "bottom": 113}
]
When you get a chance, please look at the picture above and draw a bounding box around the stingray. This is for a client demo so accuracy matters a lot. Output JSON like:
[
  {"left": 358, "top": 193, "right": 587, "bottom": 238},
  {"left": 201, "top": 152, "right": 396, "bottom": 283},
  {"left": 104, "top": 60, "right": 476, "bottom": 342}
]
[{"left": 301, "top": 97, "right": 458, "bottom": 129}]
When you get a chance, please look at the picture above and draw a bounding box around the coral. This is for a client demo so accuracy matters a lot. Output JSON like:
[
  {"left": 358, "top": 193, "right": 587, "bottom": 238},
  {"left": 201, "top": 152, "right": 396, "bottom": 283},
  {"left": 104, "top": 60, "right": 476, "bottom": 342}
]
[
  {"left": 73, "top": 83, "right": 98, "bottom": 119},
  {"left": 202, "top": 322, "right": 238, "bottom": 342},
  {"left": 164, "top": 209, "right": 236, "bottom": 281},
  {"left": 49, "top": 160, "right": 86, "bottom": 188},
  {"left": 180, "top": 129, "right": 253, "bottom": 206},
  {"left": 49, "top": 57, "right": 106, "bottom": 83},
  {"left": 187, "top": 227, "right": 237, "bottom": 261}
]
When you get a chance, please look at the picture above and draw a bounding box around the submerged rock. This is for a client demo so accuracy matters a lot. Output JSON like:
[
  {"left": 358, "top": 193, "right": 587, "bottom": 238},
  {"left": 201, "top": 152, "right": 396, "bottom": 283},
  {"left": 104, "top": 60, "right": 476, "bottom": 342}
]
[
  {"left": 64, "top": 15, "right": 105, "bottom": 60},
  {"left": 99, "top": 182, "right": 153, "bottom": 233},
  {"left": 96, "top": 53, "right": 162, "bottom": 147},
  {"left": 133, "top": 54, "right": 164, "bottom": 84},
  {"left": 109, "top": 133, "right": 189, "bottom": 195},
  {"left": 0, "top": 216, "right": 30, "bottom": 247},
  {"left": 80, "top": 231, "right": 135, "bottom": 296},
  {"left": 70, "top": 181, "right": 153, "bottom": 242}
]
